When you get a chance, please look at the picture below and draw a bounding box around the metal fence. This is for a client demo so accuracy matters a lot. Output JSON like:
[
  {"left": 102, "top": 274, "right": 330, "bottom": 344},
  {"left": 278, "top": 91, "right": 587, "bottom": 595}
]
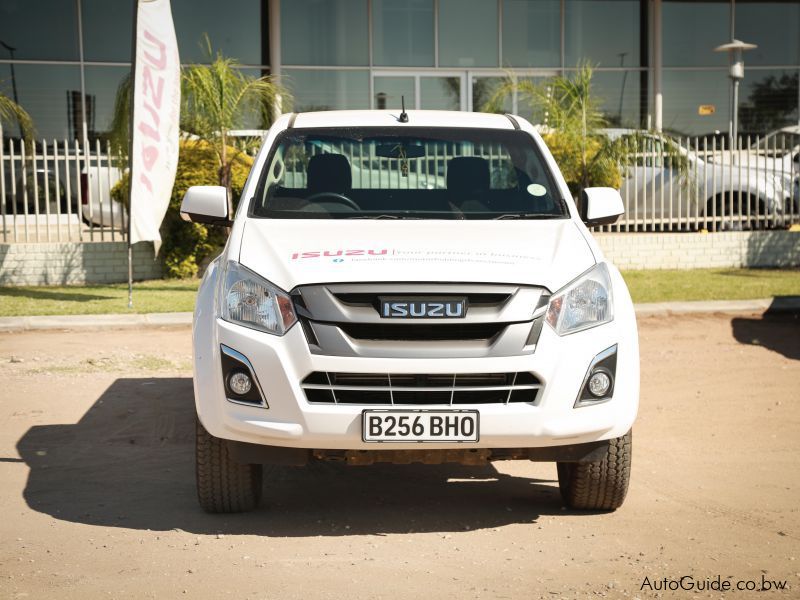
[
  {"left": 2, "top": 132, "right": 798, "bottom": 244},
  {"left": 600, "top": 132, "right": 800, "bottom": 233},
  {"left": 0, "top": 138, "right": 126, "bottom": 243}
]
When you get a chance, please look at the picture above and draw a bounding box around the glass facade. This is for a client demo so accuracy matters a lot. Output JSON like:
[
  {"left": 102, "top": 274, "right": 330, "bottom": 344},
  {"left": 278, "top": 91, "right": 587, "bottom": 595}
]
[
  {"left": 0, "top": 0, "right": 798, "bottom": 141},
  {"left": 438, "top": 0, "right": 499, "bottom": 68},
  {"left": 372, "top": 0, "right": 434, "bottom": 67},
  {"left": 283, "top": 69, "right": 370, "bottom": 111},
  {"left": 502, "top": 0, "right": 561, "bottom": 68},
  {"left": 565, "top": 0, "right": 640, "bottom": 67},
  {"left": 281, "top": 0, "right": 368, "bottom": 66}
]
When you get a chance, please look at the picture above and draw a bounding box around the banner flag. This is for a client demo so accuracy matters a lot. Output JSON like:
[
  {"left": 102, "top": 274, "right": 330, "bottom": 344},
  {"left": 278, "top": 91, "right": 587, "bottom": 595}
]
[{"left": 129, "top": 0, "right": 180, "bottom": 247}]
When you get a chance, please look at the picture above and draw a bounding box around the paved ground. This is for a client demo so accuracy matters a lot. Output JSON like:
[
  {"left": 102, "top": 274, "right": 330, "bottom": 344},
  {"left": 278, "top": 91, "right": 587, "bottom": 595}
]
[{"left": 0, "top": 312, "right": 798, "bottom": 599}]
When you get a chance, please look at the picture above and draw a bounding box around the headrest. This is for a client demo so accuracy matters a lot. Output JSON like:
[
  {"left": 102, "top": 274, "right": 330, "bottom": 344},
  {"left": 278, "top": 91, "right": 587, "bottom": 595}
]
[
  {"left": 307, "top": 154, "right": 352, "bottom": 194},
  {"left": 447, "top": 157, "right": 490, "bottom": 193}
]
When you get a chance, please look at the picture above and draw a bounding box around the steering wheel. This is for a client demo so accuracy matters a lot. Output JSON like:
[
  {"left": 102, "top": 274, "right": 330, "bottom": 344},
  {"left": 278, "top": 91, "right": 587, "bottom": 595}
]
[{"left": 305, "top": 192, "right": 360, "bottom": 211}]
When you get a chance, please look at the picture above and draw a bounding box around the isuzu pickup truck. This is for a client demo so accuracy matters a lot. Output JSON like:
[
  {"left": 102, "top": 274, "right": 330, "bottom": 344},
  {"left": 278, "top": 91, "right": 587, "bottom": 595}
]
[{"left": 181, "top": 110, "right": 639, "bottom": 514}]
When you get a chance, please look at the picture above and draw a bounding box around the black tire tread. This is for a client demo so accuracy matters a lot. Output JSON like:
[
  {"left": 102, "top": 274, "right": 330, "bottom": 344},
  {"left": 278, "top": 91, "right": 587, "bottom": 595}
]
[
  {"left": 557, "top": 430, "right": 632, "bottom": 511},
  {"left": 196, "top": 417, "right": 262, "bottom": 513}
]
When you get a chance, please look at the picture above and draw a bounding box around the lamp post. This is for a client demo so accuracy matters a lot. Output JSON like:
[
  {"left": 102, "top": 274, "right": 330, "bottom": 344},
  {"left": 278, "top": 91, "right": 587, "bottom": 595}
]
[{"left": 714, "top": 39, "right": 756, "bottom": 146}]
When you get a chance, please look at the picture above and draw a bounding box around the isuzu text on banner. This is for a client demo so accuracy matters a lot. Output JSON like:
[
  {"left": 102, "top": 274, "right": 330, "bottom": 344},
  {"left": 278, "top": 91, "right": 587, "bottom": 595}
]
[{"left": 129, "top": 0, "right": 180, "bottom": 247}]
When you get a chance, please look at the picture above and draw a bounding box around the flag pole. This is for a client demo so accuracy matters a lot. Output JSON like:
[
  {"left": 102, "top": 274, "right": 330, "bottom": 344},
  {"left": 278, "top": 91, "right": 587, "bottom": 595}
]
[{"left": 127, "top": 0, "right": 139, "bottom": 310}]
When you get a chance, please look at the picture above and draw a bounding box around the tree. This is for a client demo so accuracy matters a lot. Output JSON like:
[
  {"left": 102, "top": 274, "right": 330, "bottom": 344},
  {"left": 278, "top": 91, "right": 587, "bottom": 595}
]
[
  {"left": 739, "top": 72, "right": 799, "bottom": 134},
  {"left": 109, "top": 37, "right": 289, "bottom": 208},
  {"left": 482, "top": 65, "right": 686, "bottom": 199},
  {"left": 181, "top": 38, "right": 288, "bottom": 214},
  {"left": 0, "top": 86, "right": 35, "bottom": 141},
  {"left": 484, "top": 65, "right": 619, "bottom": 195}
]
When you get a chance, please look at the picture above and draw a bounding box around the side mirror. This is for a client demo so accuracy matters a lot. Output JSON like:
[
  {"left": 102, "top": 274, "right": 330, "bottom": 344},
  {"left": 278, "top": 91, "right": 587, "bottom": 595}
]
[
  {"left": 580, "top": 187, "right": 624, "bottom": 226},
  {"left": 180, "top": 186, "right": 231, "bottom": 225}
]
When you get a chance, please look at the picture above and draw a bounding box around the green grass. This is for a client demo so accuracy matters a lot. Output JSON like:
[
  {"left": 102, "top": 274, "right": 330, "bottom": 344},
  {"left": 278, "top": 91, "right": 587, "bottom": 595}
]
[
  {"left": 0, "top": 269, "right": 798, "bottom": 317},
  {"left": 0, "top": 279, "right": 198, "bottom": 316},
  {"left": 621, "top": 268, "right": 800, "bottom": 304}
]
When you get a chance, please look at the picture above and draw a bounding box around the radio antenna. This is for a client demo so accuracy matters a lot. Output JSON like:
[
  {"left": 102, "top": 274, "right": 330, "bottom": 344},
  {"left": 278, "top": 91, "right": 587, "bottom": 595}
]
[{"left": 399, "top": 96, "right": 409, "bottom": 123}]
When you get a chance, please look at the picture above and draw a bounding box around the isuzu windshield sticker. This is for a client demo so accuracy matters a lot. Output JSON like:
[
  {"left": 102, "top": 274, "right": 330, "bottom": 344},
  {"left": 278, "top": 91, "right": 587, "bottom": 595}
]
[{"left": 527, "top": 183, "right": 547, "bottom": 196}]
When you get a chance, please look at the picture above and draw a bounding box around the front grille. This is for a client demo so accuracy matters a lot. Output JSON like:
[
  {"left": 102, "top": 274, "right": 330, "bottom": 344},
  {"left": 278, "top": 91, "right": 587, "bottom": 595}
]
[
  {"left": 337, "top": 322, "right": 507, "bottom": 341},
  {"left": 292, "top": 283, "right": 547, "bottom": 358},
  {"left": 333, "top": 292, "right": 511, "bottom": 308},
  {"left": 301, "top": 372, "right": 542, "bottom": 405}
]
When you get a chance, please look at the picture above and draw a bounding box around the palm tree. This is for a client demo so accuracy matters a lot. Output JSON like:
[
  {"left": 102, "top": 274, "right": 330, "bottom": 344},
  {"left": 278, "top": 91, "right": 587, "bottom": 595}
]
[
  {"left": 109, "top": 37, "right": 288, "bottom": 213},
  {"left": 181, "top": 38, "right": 288, "bottom": 213},
  {"left": 0, "top": 86, "right": 35, "bottom": 141},
  {"left": 483, "top": 65, "right": 687, "bottom": 200},
  {"left": 483, "top": 65, "right": 614, "bottom": 194}
]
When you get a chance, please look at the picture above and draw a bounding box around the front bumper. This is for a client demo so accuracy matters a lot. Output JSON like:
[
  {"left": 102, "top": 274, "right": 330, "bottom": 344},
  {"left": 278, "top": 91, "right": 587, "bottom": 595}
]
[{"left": 192, "top": 266, "right": 640, "bottom": 451}]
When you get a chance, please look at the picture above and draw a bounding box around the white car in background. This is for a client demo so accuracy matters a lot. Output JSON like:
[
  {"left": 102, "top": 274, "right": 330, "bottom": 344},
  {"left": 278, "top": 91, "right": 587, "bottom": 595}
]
[
  {"left": 181, "top": 110, "right": 640, "bottom": 515},
  {"left": 606, "top": 129, "right": 798, "bottom": 228},
  {"left": 79, "top": 164, "right": 126, "bottom": 229}
]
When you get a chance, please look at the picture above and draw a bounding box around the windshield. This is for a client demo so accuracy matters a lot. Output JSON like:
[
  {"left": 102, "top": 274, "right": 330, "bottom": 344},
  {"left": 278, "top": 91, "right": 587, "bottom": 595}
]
[{"left": 250, "top": 127, "right": 567, "bottom": 220}]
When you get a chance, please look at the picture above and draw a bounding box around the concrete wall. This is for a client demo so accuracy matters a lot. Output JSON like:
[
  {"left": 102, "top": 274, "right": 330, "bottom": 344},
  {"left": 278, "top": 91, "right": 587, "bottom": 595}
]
[
  {"left": 0, "top": 242, "right": 161, "bottom": 285},
  {"left": 594, "top": 230, "right": 800, "bottom": 270}
]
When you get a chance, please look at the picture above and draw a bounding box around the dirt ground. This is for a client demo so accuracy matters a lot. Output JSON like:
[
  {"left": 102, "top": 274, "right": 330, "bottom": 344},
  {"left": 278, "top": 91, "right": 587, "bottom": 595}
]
[{"left": 0, "top": 312, "right": 798, "bottom": 599}]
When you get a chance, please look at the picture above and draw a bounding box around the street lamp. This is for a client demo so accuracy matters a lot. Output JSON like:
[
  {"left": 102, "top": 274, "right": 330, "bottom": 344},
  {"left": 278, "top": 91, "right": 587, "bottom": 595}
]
[{"left": 714, "top": 39, "right": 756, "bottom": 146}]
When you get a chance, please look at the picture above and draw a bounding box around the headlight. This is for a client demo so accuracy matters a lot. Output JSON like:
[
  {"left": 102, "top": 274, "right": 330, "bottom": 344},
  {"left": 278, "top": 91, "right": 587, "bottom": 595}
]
[
  {"left": 545, "top": 263, "right": 613, "bottom": 335},
  {"left": 221, "top": 261, "right": 296, "bottom": 335}
]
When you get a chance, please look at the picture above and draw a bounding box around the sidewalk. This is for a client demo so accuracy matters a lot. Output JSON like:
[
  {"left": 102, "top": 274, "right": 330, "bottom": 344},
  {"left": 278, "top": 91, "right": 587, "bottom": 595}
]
[{"left": 1, "top": 298, "right": 798, "bottom": 333}]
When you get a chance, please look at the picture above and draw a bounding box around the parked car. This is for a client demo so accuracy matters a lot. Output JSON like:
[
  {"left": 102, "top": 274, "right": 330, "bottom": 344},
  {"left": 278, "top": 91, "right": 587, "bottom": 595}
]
[
  {"left": 605, "top": 129, "right": 798, "bottom": 229},
  {"left": 708, "top": 126, "right": 800, "bottom": 174},
  {"left": 79, "top": 163, "right": 126, "bottom": 229},
  {"left": 181, "top": 110, "right": 640, "bottom": 514},
  {"left": 0, "top": 144, "right": 126, "bottom": 230}
]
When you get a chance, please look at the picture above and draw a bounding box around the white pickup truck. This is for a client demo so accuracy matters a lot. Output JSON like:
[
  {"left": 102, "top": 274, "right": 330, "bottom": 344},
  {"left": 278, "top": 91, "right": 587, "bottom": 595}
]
[{"left": 181, "top": 110, "right": 640, "bottom": 514}]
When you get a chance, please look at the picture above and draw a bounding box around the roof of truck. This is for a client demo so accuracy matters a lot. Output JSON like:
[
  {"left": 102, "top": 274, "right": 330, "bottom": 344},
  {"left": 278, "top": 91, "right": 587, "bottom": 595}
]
[{"left": 290, "top": 110, "right": 519, "bottom": 130}]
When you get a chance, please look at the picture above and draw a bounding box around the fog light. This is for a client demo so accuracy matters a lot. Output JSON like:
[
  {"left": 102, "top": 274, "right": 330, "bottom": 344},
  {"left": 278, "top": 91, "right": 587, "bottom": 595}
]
[
  {"left": 228, "top": 370, "right": 252, "bottom": 395},
  {"left": 588, "top": 371, "right": 611, "bottom": 397}
]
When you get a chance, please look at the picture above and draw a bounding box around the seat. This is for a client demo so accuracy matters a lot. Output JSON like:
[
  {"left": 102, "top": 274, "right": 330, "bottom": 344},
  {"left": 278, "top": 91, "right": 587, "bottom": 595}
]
[
  {"left": 306, "top": 154, "right": 352, "bottom": 195},
  {"left": 447, "top": 157, "right": 490, "bottom": 212}
]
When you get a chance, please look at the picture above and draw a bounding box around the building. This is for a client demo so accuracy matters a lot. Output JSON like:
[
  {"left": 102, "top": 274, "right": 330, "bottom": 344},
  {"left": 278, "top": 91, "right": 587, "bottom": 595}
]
[{"left": 1, "top": 0, "right": 799, "bottom": 141}]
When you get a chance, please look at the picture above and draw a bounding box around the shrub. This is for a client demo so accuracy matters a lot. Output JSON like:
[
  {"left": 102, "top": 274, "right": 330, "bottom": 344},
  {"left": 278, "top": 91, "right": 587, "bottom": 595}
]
[
  {"left": 112, "top": 139, "right": 253, "bottom": 278},
  {"left": 542, "top": 132, "right": 621, "bottom": 197}
]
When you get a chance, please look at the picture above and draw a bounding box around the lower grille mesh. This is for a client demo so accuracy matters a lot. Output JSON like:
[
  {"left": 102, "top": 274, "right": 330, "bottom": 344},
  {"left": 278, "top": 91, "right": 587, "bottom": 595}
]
[{"left": 301, "top": 372, "right": 542, "bottom": 405}]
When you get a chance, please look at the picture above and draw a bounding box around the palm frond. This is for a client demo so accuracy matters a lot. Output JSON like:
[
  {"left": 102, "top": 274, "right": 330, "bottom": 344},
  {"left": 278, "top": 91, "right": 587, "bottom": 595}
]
[{"left": 0, "top": 88, "right": 35, "bottom": 141}]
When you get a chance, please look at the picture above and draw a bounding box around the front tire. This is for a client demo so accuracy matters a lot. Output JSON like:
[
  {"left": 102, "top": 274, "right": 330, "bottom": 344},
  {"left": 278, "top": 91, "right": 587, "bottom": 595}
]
[
  {"left": 557, "top": 430, "right": 632, "bottom": 511},
  {"left": 195, "top": 416, "right": 263, "bottom": 513}
]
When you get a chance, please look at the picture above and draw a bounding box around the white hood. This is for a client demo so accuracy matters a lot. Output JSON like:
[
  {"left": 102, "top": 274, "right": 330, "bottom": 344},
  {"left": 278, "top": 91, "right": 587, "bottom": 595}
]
[{"left": 237, "top": 219, "right": 596, "bottom": 292}]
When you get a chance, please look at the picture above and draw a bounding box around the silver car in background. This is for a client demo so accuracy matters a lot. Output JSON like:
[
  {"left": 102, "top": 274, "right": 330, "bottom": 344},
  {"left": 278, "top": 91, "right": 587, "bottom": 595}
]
[{"left": 606, "top": 129, "right": 799, "bottom": 231}]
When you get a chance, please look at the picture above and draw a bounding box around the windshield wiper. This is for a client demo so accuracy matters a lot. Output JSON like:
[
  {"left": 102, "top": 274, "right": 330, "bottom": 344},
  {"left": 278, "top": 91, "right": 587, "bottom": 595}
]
[
  {"left": 493, "top": 213, "right": 565, "bottom": 220},
  {"left": 349, "top": 214, "right": 420, "bottom": 219}
]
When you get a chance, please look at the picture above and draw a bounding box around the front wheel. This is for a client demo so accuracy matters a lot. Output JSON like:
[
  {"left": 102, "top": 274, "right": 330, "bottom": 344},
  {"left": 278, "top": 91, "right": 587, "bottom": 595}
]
[
  {"left": 195, "top": 416, "right": 263, "bottom": 513},
  {"left": 557, "top": 430, "right": 632, "bottom": 511}
]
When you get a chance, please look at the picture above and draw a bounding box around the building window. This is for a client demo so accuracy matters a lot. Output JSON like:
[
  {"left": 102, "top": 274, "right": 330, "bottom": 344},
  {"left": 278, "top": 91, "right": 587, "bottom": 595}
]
[
  {"left": 373, "top": 0, "right": 434, "bottom": 67},
  {"left": 501, "top": 0, "right": 560, "bottom": 68},
  {"left": 565, "top": 0, "right": 640, "bottom": 67},
  {"left": 590, "top": 70, "right": 643, "bottom": 128},
  {"left": 172, "top": 0, "right": 264, "bottom": 65},
  {"left": 438, "top": 0, "right": 499, "bottom": 67},
  {"left": 283, "top": 69, "right": 369, "bottom": 111},
  {"left": 81, "top": 0, "right": 134, "bottom": 62},
  {"left": 0, "top": 64, "right": 82, "bottom": 140},
  {"left": 662, "top": 69, "right": 730, "bottom": 135},
  {"left": 281, "top": 0, "right": 368, "bottom": 66},
  {"left": 663, "top": 1, "right": 728, "bottom": 67},
  {"left": 0, "top": 0, "right": 79, "bottom": 61},
  {"left": 735, "top": 1, "right": 800, "bottom": 67}
]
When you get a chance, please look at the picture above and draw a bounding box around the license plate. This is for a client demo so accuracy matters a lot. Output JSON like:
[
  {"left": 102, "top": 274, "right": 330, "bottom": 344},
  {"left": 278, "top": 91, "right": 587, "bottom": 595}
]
[{"left": 362, "top": 410, "right": 479, "bottom": 442}]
